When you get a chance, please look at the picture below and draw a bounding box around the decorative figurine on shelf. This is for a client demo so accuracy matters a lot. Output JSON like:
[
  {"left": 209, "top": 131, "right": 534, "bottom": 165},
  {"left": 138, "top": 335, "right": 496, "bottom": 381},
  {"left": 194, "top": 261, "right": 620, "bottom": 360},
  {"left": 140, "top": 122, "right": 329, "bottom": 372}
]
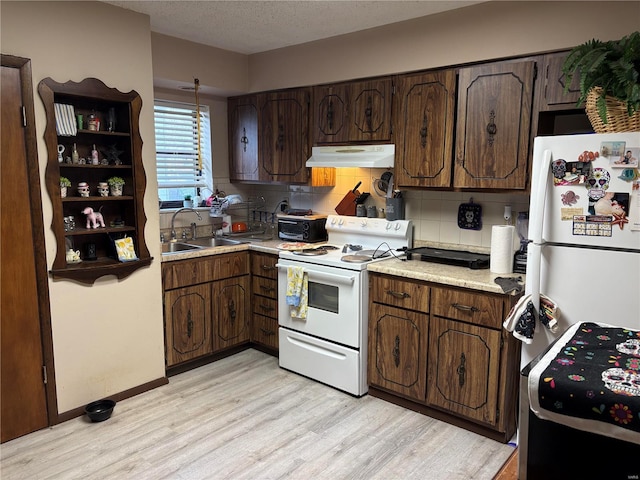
[
  {"left": 107, "top": 176, "right": 124, "bottom": 196},
  {"left": 87, "top": 111, "right": 100, "bottom": 131},
  {"left": 91, "top": 144, "right": 99, "bottom": 165},
  {"left": 71, "top": 143, "right": 79, "bottom": 164},
  {"left": 97, "top": 182, "right": 109, "bottom": 197},
  {"left": 107, "top": 107, "right": 116, "bottom": 132},
  {"left": 82, "top": 206, "right": 105, "bottom": 229},
  {"left": 60, "top": 176, "right": 71, "bottom": 198},
  {"left": 102, "top": 144, "right": 123, "bottom": 165},
  {"left": 66, "top": 249, "right": 81, "bottom": 263},
  {"left": 57, "top": 144, "right": 65, "bottom": 163},
  {"left": 77, "top": 182, "right": 90, "bottom": 197}
]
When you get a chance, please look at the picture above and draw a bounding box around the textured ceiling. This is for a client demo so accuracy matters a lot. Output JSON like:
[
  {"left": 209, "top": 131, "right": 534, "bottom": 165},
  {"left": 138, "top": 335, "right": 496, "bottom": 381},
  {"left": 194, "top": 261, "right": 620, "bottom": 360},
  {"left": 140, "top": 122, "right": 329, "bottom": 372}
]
[{"left": 102, "top": 1, "right": 484, "bottom": 54}]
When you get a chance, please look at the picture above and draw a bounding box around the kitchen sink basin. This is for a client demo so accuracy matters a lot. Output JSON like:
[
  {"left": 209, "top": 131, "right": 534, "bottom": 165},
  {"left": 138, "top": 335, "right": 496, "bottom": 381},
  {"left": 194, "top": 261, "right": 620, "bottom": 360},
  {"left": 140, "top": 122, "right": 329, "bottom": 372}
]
[
  {"left": 161, "top": 242, "right": 203, "bottom": 254},
  {"left": 185, "top": 237, "right": 248, "bottom": 247}
]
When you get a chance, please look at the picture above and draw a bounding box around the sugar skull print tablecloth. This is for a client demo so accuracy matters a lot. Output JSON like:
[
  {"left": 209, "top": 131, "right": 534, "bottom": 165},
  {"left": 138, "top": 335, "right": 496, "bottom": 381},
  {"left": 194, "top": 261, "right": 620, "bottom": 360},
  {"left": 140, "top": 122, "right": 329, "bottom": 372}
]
[{"left": 528, "top": 322, "right": 640, "bottom": 444}]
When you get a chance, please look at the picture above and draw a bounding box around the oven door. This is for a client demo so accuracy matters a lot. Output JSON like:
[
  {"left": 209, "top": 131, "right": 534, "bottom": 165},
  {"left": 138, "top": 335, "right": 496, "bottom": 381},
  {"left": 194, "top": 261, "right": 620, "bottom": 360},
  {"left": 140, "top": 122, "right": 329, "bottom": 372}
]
[{"left": 277, "top": 258, "right": 364, "bottom": 348}]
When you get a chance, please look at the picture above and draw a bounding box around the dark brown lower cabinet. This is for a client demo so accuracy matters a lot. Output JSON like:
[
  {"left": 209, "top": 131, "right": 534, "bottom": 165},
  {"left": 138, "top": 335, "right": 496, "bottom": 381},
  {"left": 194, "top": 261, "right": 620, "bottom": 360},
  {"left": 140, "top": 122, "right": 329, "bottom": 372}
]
[
  {"left": 368, "top": 273, "right": 521, "bottom": 442},
  {"left": 368, "top": 303, "right": 428, "bottom": 402}
]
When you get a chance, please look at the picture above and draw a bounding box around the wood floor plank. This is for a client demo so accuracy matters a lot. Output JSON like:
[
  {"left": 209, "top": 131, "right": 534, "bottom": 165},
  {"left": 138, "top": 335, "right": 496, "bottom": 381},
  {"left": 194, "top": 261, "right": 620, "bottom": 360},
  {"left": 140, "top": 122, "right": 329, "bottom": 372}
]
[{"left": 1, "top": 350, "right": 515, "bottom": 480}]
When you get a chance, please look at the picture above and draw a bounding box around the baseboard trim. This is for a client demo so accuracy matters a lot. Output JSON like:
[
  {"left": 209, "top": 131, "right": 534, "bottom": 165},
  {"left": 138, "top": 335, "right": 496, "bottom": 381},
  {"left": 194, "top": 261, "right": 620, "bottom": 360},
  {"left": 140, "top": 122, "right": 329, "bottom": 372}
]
[
  {"left": 55, "top": 376, "right": 169, "bottom": 424},
  {"left": 368, "top": 386, "right": 510, "bottom": 443}
]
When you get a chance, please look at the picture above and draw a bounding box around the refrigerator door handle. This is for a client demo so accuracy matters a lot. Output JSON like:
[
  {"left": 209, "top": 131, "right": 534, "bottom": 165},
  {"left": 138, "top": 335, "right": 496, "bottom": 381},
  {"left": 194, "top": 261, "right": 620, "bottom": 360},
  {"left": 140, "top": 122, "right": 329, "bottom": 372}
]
[
  {"left": 528, "top": 243, "right": 541, "bottom": 311},
  {"left": 530, "top": 149, "right": 552, "bottom": 245}
]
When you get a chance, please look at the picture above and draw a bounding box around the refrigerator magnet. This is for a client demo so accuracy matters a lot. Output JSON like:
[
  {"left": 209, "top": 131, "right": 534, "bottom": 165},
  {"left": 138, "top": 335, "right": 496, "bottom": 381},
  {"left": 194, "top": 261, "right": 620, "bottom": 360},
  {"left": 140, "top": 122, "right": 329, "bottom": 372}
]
[
  {"left": 618, "top": 168, "right": 638, "bottom": 182},
  {"left": 561, "top": 190, "right": 580, "bottom": 206},
  {"left": 611, "top": 147, "right": 639, "bottom": 168},
  {"left": 552, "top": 158, "right": 592, "bottom": 186},
  {"left": 585, "top": 168, "right": 611, "bottom": 201},
  {"left": 600, "top": 141, "right": 626, "bottom": 159}
]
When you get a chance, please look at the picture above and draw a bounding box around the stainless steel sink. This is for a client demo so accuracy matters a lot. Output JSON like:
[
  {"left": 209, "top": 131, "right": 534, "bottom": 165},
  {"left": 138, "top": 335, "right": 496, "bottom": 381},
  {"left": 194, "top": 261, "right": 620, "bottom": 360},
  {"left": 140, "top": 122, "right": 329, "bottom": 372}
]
[
  {"left": 161, "top": 242, "right": 203, "bottom": 254},
  {"left": 184, "top": 237, "right": 247, "bottom": 247}
]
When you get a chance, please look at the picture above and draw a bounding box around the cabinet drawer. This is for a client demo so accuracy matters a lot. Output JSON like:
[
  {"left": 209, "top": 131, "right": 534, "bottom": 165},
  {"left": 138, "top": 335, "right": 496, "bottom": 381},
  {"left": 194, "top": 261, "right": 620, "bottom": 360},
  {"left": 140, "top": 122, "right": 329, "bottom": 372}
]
[
  {"left": 370, "top": 274, "right": 428, "bottom": 313},
  {"left": 431, "top": 287, "right": 503, "bottom": 329},
  {"left": 250, "top": 252, "right": 278, "bottom": 279},
  {"left": 252, "top": 314, "right": 279, "bottom": 349},
  {"left": 252, "top": 294, "right": 278, "bottom": 319},
  {"left": 163, "top": 252, "right": 249, "bottom": 290},
  {"left": 252, "top": 276, "right": 277, "bottom": 299}
]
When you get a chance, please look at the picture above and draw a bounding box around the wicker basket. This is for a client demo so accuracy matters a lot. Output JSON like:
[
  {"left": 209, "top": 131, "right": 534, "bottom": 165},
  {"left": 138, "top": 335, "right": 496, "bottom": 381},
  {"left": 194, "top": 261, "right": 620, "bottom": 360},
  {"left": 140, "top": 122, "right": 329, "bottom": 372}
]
[{"left": 586, "top": 87, "right": 640, "bottom": 133}]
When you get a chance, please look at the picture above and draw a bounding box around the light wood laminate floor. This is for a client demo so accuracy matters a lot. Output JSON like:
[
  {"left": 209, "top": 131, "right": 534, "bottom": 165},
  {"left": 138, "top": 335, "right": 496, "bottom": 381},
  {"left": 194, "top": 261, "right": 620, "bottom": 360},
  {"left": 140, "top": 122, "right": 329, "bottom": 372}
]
[{"left": 1, "top": 349, "right": 514, "bottom": 479}]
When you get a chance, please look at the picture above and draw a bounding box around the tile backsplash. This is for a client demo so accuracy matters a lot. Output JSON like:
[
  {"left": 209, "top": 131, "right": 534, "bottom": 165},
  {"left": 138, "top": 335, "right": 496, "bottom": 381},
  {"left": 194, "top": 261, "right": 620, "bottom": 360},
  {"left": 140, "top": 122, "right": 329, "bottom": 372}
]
[{"left": 200, "top": 167, "right": 531, "bottom": 249}]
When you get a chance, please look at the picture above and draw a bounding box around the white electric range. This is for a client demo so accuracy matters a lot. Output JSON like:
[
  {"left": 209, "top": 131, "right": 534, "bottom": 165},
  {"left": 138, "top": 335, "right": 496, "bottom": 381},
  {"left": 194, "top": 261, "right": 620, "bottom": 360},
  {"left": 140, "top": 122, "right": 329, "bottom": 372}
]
[{"left": 277, "top": 214, "right": 413, "bottom": 396}]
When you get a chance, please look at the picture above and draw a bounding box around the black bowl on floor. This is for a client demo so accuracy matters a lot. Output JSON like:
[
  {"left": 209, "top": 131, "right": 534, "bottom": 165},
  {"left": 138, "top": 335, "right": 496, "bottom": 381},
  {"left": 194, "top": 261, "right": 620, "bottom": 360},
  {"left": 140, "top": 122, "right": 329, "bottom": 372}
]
[{"left": 84, "top": 399, "right": 115, "bottom": 422}]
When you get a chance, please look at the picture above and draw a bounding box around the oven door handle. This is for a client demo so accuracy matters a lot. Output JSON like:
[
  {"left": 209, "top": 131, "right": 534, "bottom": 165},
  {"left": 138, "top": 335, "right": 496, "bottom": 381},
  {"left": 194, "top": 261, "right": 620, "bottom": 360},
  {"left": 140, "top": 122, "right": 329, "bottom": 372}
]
[{"left": 276, "top": 264, "right": 355, "bottom": 285}]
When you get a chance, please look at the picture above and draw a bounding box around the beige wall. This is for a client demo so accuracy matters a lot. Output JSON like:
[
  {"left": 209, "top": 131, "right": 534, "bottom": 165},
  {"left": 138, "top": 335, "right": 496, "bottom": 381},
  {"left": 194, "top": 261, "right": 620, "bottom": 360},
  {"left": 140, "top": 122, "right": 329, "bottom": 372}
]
[
  {"left": 1, "top": 1, "right": 165, "bottom": 413},
  {"left": 248, "top": 1, "right": 640, "bottom": 91}
]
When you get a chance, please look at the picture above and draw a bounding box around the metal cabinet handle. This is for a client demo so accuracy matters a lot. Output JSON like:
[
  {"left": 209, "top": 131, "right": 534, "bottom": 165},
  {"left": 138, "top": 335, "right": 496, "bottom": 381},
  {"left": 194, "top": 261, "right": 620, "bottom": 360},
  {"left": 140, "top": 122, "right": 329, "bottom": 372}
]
[
  {"left": 186, "top": 310, "right": 193, "bottom": 338},
  {"left": 392, "top": 335, "right": 401, "bottom": 367},
  {"left": 452, "top": 303, "right": 479, "bottom": 313},
  {"left": 486, "top": 110, "right": 497, "bottom": 146},
  {"left": 259, "top": 285, "right": 275, "bottom": 293},
  {"left": 262, "top": 265, "right": 277, "bottom": 271},
  {"left": 387, "top": 290, "right": 410, "bottom": 299},
  {"left": 365, "top": 96, "right": 373, "bottom": 132},
  {"left": 228, "top": 299, "right": 236, "bottom": 323},
  {"left": 420, "top": 112, "right": 428, "bottom": 148},
  {"left": 456, "top": 352, "right": 466, "bottom": 387},
  {"left": 240, "top": 127, "right": 249, "bottom": 152},
  {"left": 259, "top": 304, "right": 275, "bottom": 312},
  {"left": 260, "top": 328, "right": 276, "bottom": 336}
]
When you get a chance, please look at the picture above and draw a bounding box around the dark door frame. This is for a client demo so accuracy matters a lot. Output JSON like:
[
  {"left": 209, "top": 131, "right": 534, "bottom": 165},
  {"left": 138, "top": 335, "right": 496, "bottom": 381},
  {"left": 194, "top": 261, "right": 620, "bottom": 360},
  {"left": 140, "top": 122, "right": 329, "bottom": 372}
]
[{"left": 2, "top": 54, "right": 58, "bottom": 426}]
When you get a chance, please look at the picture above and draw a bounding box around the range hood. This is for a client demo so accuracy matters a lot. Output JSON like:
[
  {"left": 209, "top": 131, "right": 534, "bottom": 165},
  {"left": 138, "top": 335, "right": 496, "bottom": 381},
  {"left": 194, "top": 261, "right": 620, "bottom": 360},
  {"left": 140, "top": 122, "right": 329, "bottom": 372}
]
[{"left": 306, "top": 144, "right": 395, "bottom": 168}]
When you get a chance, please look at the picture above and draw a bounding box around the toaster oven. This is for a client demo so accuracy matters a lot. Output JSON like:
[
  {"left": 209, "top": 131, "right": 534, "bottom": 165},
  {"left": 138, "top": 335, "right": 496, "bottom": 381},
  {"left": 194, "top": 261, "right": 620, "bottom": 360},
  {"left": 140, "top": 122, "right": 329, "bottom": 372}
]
[{"left": 277, "top": 215, "right": 327, "bottom": 242}]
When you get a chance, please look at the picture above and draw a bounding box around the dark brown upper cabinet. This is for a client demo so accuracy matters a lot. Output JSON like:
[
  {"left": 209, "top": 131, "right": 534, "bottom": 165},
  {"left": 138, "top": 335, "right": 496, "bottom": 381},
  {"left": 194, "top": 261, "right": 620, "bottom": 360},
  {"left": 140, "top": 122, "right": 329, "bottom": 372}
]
[
  {"left": 258, "top": 88, "right": 310, "bottom": 184},
  {"left": 313, "top": 78, "right": 392, "bottom": 144},
  {"left": 453, "top": 60, "right": 535, "bottom": 190},
  {"left": 393, "top": 69, "right": 456, "bottom": 188},
  {"left": 228, "top": 95, "right": 259, "bottom": 182}
]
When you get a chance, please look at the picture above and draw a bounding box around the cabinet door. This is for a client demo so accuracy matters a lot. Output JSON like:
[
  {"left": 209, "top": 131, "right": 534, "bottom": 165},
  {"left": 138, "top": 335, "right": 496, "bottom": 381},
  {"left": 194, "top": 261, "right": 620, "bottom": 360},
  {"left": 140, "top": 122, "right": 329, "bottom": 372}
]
[
  {"left": 164, "top": 284, "right": 212, "bottom": 367},
  {"left": 259, "top": 89, "right": 309, "bottom": 184},
  {"left": 427, "top": 317, "right": 502, "bottom": 427},
  {"left": 348, "top": 78, "right": 392, "bottom": 142},
  {"left": 228, "top": 95, "right": 259, "bottom": 181},
  {"left": 368, "top": 303, "right": 428, "bottom": 402},
  {"left": 313, "top": 84, "right": 349, "bottom": 144},
  {"left": 213, "top": 276, "right": 250, "bottom": 351},
  {"left": 393, "top": 70, "right": 456, "bottom": 187},
  {"left": 454, "top": 61, "right": 535, "bottom": 190},
  {"left": 538, "top": 52, "right": 581, "bottom": 110}
]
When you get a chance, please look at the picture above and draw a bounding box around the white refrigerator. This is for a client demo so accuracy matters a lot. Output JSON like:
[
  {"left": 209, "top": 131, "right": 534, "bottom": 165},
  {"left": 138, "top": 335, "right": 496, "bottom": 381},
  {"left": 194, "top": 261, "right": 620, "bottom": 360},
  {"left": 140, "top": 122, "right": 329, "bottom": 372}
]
[
  {"left": 518, "top": 131, "right": 640, "bottom": 477},
  {"left": 523, "top": 132, "right": 640, "bottom": 367}
]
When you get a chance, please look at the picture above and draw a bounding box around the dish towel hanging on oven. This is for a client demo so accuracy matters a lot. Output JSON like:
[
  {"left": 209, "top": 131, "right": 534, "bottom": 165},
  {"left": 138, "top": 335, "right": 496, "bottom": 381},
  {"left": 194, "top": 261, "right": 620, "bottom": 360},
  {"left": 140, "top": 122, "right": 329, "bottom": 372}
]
[{"left": 286, "top": 266, "right": 308, "bottom": 319}]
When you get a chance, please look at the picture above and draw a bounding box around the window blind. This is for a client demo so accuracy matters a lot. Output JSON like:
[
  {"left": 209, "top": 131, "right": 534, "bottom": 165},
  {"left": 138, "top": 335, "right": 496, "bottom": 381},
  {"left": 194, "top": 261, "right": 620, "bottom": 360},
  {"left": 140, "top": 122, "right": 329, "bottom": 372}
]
[{"left": 154, "top": 100, "right": 211, "bottom": 190}]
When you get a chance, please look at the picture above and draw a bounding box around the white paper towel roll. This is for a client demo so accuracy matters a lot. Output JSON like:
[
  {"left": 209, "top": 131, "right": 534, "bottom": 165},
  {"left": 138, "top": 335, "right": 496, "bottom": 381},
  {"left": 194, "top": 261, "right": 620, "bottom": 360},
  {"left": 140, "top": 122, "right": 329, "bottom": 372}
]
[{"left": 490, "top": 225, "right": 515, "bottom": 274}]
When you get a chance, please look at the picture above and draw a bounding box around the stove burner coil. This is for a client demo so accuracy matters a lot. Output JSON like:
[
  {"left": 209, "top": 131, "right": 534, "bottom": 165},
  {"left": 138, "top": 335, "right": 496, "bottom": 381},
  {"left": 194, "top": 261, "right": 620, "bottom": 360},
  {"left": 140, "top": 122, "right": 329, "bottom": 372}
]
[{"left": 341, "top": 255, "right": 372, "bottom": 263}]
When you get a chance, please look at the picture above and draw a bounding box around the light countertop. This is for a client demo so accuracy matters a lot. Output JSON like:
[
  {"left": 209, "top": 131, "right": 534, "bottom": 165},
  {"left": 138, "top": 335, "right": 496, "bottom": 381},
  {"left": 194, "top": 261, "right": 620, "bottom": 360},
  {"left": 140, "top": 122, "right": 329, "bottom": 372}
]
[
  {"left": 161, "top": 238, "right": 525, "bottom": 295},
  {"left": 367, "top": 258, "right": 524, "bottom": 295}
]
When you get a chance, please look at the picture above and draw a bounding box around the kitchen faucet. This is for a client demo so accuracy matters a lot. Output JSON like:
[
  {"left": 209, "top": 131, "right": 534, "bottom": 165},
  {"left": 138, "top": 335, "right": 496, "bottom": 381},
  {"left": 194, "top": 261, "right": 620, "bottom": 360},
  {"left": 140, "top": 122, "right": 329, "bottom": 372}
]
[{"left": 170, "top": 208, "right": 202, "bottom": 241}]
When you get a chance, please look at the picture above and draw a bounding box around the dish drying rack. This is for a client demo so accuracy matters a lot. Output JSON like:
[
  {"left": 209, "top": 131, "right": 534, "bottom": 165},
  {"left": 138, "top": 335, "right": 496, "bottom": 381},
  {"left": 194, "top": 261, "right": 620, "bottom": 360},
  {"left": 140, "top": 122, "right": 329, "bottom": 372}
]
[{"left": 211, "top": 195, "right": 272, "bottom": 238}]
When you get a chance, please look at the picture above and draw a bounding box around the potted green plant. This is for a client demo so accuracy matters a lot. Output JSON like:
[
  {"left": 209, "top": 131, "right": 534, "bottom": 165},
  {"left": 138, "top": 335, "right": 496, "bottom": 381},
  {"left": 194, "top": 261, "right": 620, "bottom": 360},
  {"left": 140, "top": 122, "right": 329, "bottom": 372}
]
[
  {"left": 60, "top": 176, "right": 71, "bottom": 198},
  {"left": 562, "top": 31, "right": 640, "bottom": 132},
  {"left": 183, "top": 194, "right": 193, "bottom": 208},
  {"left": 107, "top": 176, "right": 125, "bottom": 196}
]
